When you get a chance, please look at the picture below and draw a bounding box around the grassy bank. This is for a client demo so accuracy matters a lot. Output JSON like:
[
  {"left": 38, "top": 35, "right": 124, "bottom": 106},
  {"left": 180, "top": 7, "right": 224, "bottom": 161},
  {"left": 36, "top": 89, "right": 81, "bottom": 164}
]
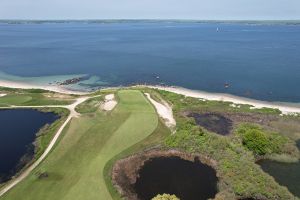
[{"left": 1, "top": 90, "right": 159, "bottom": 200}]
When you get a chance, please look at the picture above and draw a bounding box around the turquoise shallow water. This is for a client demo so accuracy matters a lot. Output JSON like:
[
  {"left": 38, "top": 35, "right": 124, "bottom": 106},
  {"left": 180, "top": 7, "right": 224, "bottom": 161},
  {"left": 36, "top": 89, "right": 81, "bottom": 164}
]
[{"left": 0, "top": 21, "right": 300, "bottom": 102}]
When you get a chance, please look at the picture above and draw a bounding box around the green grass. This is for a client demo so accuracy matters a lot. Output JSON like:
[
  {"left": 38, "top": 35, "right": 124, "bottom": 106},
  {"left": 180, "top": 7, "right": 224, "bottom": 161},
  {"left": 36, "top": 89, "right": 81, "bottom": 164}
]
[
  {"left": 0, "top": 88, "right": 75, "bottom": 107},
  {"left": 34, "top": 108, "right": 70, "bottom": 159},
  {"left": 1, "top": 90, "right": 158, "bottom": 200},
  {"left": 0, "top": 94, "right": 32, "bottom": 106},
  {"left": 104, "top": 119, "right": 170, "bottom": 199}
]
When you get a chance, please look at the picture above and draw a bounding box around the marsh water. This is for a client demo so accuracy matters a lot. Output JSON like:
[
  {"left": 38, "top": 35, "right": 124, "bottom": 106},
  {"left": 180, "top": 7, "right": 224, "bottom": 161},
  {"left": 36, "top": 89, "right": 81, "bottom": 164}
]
[
  {"left": 188, "top": 113, "right": 233, "bottom": 135},
  {"left": 257, "top": 140, "right": 300, "bottom": 197},
  {"left": 0, "top": 109, "right": 58, "bottom": 182},
  {"left": 134, "top": 156, "right": 218, "bottom": 200},
  {"left": 0, "top": 21, "right": 300, "bottom": 102}
]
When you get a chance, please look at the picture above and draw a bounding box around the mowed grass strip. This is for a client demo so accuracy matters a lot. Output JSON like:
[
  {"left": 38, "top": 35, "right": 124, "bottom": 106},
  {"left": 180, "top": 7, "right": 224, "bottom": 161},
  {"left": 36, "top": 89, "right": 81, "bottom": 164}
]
[{"left": 1, "top": 90, "right": 158, "bottom": 200}]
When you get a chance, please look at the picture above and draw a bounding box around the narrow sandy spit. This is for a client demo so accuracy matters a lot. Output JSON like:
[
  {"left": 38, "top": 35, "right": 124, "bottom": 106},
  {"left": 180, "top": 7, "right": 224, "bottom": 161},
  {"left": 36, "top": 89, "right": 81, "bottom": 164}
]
[
  {"left": 0, "top": 95, "right": 95, "bottom": 197},
  {"left": 2, "top": 78, "right": 300, "bottom": 114},
  {"left": 101, "top": 94, "right": 117, "bottom": 111},
  {"left": 148, "top": 85, "right": 300, "bottom": 115},
  {"left": 0, "top": 80, "right": 87, "bottom": 95},
  {"left": 145, "top": 93, "right": 176, "bottom": 128}
]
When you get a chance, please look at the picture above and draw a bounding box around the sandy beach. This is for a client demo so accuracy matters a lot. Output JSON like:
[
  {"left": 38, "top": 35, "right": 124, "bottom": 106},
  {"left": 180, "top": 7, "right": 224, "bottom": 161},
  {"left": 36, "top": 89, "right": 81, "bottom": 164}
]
[
  {"left": 148, "top": 85, "right": 300, "bottom": 115},
  {"left": 0, "top": 79, "right": 87, "bottom": 95},
  {"left": 1, "top": 78, "right": 300, "bottom": 114}
]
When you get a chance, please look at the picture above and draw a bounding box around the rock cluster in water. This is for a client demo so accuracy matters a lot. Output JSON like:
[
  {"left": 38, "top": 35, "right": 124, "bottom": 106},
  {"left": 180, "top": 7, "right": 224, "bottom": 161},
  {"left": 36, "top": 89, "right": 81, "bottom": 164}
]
[{"left": 57, "top": 77, "right": 85, "bottom": 85}]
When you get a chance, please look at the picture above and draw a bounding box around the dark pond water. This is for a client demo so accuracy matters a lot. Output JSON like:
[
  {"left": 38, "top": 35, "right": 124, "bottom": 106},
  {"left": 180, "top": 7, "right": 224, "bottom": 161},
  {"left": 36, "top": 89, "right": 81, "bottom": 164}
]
[
  {"left": 0, "top": 109, "right": 59, "bottom": 183},
  {"left": 257, "top": 140, "right": 300, "bottom": 197},
  {"left": 188, "top": 113, "right": 232, "bottom": 135},
  {"left": 134, "top": 156, "right": 218, "bottom": 200}
]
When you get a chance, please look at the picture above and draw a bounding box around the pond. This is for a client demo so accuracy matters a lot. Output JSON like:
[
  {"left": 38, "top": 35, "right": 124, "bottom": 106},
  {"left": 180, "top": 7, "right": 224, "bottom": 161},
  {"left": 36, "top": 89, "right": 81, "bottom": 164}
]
[
  {"left": 257, "top": 140, "right": 300, "bottom": 198},
  {"left": 0, "top": 109, "right": 59, "bottom": 183},
  {"left": 134, "top": 156, "right": 218, "bottom": 200},
  {"left": 188, "top": 113, "right": 232, "bottom": 135}
]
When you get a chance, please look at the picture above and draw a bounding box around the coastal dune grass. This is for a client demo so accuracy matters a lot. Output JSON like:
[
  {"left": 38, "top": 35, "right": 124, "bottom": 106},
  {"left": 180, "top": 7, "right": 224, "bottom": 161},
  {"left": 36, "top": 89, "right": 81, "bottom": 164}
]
[{"left": 1, "top": 90, "right": 158, "bottom": 200}]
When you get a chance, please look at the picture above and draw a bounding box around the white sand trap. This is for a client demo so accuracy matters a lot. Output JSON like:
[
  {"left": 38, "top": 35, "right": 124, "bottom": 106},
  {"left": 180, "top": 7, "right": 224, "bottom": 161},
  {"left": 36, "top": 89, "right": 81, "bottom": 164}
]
[
  {"left": 145, "top": 93, "right": 176, "bottom": 129},
  {"left": 102, "top": 94, "right": 117, "bottom": 111},
  {"left": 0, "top": 93, "right": 6, "bottom": 97}
]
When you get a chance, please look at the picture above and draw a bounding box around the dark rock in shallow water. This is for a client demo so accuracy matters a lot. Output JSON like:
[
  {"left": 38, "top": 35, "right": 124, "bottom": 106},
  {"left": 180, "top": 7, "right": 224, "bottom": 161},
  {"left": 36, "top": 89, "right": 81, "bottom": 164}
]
[{"left": 58, "top": 76, "right": 86, "bottom": 86}]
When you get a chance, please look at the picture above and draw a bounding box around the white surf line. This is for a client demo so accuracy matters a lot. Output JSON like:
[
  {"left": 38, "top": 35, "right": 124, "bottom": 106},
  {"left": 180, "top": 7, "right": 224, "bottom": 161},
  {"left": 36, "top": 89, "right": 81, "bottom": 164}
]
[
  {"left": 101, "top": 94, "right": 117, "bottom": 111},
  {"left": 145, "top": 93, "right": 176, "bottom": 129},
  {"left": 148, "top": 85, "right": 300, "bottom": 115},
  {"left": 0, "top": 80, "right": 88, "bottom": 95},
  {"left": 0, "top": 96, "right": 93, "bottom": 197}
]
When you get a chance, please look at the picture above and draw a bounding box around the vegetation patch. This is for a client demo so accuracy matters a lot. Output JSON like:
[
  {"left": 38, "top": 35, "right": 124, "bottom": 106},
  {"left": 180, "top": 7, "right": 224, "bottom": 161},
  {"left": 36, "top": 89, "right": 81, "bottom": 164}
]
[
  {"left": 75, "top": 95, "right": 104, "bottom": 113},
  {"left": 235, "top": 123, "right": 298, "bottom": 157},
  {"left": 154, "top": 89, "right": 298, "bottom": 200},
  {"left": 152, "top": 194, "right": 179, "bottom": 200}
]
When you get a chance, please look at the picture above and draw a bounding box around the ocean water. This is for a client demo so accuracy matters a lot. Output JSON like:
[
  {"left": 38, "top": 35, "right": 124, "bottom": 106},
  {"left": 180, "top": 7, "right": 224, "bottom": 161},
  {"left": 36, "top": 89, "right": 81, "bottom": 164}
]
[{"left": 0, "top": 21, "right": 300, "bottom": 102}]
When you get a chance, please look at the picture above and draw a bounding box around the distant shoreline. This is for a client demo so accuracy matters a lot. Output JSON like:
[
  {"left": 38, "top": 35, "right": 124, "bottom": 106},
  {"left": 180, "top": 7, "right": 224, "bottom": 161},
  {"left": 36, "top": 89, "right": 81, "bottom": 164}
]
[
  {"left": 1, "top": 79, "right": 300, "bottom": 114},
  {"left": 1, "top": 19, "right": 300, "bottom": 25}
]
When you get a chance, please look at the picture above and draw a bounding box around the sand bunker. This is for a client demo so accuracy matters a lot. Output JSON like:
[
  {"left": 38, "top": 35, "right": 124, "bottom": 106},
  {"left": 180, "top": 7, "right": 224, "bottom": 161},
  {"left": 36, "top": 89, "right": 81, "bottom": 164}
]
[
  {"left": 145, "top": 93, "right": 176, "bottom": 129},
  {"left": 0, "top": 94, "right": 6, "bottom": 97},
  {"left": 101, "top": 94, "right": 117, "bottom": 111}
]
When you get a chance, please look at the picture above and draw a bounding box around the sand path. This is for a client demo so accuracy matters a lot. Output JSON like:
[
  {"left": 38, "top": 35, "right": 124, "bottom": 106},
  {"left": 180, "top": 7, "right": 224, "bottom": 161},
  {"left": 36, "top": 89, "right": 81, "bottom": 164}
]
[{"left": 0, "top": 95, "right": 98, "bottom": 197}]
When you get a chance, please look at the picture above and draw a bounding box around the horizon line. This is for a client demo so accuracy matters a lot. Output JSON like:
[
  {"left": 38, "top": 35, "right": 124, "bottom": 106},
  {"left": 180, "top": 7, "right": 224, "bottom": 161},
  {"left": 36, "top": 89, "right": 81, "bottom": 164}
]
[
  {"left": 1, "top": 19, "right": 300, "bottom": 21},
  {"left": 1, "top": 19, "right": 300, "bottom": 25}
]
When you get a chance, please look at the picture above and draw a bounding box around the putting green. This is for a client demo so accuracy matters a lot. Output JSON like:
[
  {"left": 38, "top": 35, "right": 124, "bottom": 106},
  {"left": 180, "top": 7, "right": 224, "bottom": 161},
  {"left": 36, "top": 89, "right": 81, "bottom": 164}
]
[{"left": 1, "top": 90, "right": 158, "bottom": 200}]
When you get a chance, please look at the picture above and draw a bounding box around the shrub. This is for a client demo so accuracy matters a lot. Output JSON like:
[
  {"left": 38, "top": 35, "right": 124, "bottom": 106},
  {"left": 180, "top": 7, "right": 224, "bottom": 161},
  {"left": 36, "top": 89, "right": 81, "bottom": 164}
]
[
  {"left": 152, "top": 194, "right": 180, "bottom": 200},
  {"left": 242, "top": 128, "right": 270, "bottom": 155},
  {"left": 236, "top": 124, "right": 289, "bottom": 155}
]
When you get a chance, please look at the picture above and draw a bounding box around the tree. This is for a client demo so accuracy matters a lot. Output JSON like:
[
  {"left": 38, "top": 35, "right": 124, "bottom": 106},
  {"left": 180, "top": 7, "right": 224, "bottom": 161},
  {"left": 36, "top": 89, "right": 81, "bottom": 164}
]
[{"left": 152, "top": 194, "right": 180, "bottom": 200}]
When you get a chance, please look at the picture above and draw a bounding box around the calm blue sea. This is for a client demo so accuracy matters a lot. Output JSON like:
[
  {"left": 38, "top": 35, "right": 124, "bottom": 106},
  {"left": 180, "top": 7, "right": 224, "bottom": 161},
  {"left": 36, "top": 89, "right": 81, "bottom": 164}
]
[{"left": 0, "top": 22, "right": 300, "bottom": 102}]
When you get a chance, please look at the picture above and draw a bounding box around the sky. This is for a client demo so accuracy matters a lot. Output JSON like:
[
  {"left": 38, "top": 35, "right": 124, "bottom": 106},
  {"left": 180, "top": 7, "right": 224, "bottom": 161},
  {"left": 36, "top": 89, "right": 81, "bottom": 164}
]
[{"left": 0, "top": 0, "right": 300, "bottom": 20}]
